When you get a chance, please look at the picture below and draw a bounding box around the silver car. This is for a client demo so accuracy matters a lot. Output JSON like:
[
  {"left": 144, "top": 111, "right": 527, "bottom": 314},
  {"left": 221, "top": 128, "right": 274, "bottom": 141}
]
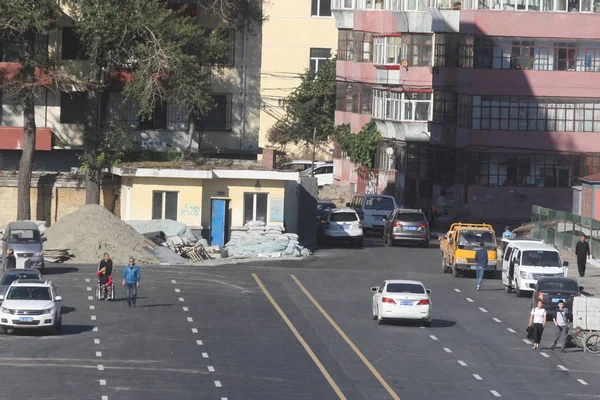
[
  {"left": 2, "top": 222, "right": 46, "bottom": 271},
  {"left": 382, "top": 208, "right": 430, "bottom": 248}
]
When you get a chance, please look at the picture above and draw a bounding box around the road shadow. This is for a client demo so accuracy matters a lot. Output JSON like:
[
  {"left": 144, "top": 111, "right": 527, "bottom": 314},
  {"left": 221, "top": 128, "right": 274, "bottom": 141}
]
[
  {"left": 380, "top": 318, "right": 456, "bottom": 328},
  {"left": 109, "top": 296, "right": 149, "bottom": 303},
  {"left": 42, "top": 266, "right": 80, "bottom": 275},
  {"left": 4, "top": 324, "right": 94, "bottom": 337},
  {"left": 61, "top": 306, "right": 76, "bottom": 315},
  {"left": 136, "top": 303, "right": 174, "bottom": 308}
]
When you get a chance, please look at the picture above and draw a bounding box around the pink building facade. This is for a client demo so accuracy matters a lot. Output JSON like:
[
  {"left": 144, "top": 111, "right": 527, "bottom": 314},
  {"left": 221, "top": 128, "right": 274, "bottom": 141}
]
[{"left": 332, "top": 0, "right": 600, "bottom": 221}]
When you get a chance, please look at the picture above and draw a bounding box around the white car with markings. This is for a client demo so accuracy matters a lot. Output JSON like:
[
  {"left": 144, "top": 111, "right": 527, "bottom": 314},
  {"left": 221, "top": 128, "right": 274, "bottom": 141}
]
[
  {"left": 371, "top": 280, "right": 432, "bottom": 326},
  {"left": 0, "top": 279, "right": 62, "bottom": 334}
]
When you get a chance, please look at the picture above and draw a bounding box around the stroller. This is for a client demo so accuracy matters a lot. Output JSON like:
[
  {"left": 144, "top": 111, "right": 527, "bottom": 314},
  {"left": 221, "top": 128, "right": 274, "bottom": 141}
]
[{"left": 95, "top": 262, "right": 115, "bottom": 301}]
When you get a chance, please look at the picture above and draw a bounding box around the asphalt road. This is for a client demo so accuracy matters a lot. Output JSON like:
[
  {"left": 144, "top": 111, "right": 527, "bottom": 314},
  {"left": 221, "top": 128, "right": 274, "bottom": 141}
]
[{"left": 1, "top": 237, "right": 600, "bottom": 400}]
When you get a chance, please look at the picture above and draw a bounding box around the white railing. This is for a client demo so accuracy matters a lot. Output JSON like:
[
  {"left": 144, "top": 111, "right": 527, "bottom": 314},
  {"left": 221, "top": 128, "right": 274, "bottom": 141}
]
[
  {"left": 373, "top": 90, "right": 433, "bottom": 122},
  {"left": 460, "top": 0, "right": 599, "bottom": 12},
  {"left": 373, "top": 37, "right": 408, "bottom": 65},
  {"left": 332, "top": 0, "right": 439, "bottom": 11}
]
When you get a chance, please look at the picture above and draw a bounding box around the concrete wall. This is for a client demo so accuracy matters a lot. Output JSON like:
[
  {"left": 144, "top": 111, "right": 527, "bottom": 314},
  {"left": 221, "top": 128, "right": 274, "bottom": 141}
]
[
  {"left": 573, "top": 186, "right": 582, "bottom": 216},
  {"left": 0, "top": 173, "right": 120, "bottom": 228}
]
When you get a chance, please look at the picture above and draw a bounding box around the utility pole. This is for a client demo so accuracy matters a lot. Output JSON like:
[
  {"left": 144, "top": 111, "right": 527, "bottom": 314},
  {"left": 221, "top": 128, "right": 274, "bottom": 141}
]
[{"left": 311, "top": 127, "right": 317, "bottom": 177}]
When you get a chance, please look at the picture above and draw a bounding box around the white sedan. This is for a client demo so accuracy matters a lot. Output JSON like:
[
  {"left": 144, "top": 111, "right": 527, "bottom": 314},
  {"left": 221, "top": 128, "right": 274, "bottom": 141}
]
[{"left": 371, "top": 280, "right": 432, "bottom": 327}]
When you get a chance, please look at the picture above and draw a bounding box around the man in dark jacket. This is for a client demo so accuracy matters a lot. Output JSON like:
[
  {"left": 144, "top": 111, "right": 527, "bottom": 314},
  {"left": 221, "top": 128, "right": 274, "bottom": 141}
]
[
  {"left": 98, "top": 253, "right": 114, "bottom": 300},
  {"left": 575, "top": 235, "right": 590, "bottom": 277},
  {"left": 475, "top": 242, "right": 488, "bottom": 291},
  {"left": 5, "top": 249, "right": 16, "bottom": 269}
]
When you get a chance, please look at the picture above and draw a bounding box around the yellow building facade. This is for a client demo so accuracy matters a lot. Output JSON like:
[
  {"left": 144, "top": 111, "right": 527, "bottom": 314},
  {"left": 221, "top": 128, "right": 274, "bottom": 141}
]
[{"left": 259, "top": 0, "right": 338, "bottom": 158}]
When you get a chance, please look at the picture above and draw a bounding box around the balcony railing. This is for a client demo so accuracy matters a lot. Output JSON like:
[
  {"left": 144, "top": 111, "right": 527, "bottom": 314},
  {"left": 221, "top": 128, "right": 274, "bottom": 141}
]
[
  {"left": 332, "top": 0, "right": 439, "bottom": 11},
  {"left": 372, "top": 90, "right": 433, "bottom": 122},
  {"left": 461, "top": 0, "right": 600, "bottom": 12}
]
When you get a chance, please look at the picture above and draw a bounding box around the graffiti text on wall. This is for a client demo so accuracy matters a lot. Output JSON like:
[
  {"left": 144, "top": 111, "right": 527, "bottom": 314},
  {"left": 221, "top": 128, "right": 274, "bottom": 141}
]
[{"left": 180, "top": 204, "right": 200, "bottom": 217}]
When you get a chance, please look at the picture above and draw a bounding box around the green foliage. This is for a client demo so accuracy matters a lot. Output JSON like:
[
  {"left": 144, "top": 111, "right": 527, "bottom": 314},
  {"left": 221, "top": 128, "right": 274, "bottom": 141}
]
[
  {"left": 334, "top": 120, "right": 381, "bottom": 169},
  {"left": 267, "top": 57, "right": 337, "bottom": 148},
  {"left": 78, "top": 120, "right": 132, "bottom": 171}
]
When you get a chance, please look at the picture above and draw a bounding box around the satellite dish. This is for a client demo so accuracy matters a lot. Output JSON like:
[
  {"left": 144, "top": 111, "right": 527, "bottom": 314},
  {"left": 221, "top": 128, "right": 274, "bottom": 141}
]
[{"left": 385, "top": 147, "right": 394, "bottom": 156}]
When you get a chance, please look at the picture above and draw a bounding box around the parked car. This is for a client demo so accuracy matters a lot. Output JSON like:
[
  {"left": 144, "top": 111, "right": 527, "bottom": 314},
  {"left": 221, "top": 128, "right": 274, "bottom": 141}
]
[
  {"left": 531, "top": 277, "right": 583, "bottom": 320},
  {"left": 0, "top": 269, "right": 42, "bottom": 297},
  {"left": 371, "top": 280, "right": 432, "bottom": 327},
  {"left": 304, "top": 163, "right": 334, "bottom": 187},
  {"left": 0, "top": 279, "right": 62, "bottom": 334},
  {"left": 317, "top": 208, "right": 363, "bottom": 248},
  {"left": 382, "top": 208, "right": 430, "bottom": 248},
  {"left": 1, "top": 222, "right": 46, "bottom": 271},
  {"left": 316, "top": 201, "right": 337, "bottom": 221},
  {"left": 280, "top": 160, "right": 328, "bottom": 172},
  {"left": 348, "top": 194, "right": 398, "bottom": 234}
]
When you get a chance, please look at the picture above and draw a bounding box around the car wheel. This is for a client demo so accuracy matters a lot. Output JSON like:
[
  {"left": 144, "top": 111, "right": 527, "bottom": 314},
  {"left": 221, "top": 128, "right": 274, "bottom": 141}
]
[
  {"left": 505, "top": 285, "right": 512, "bottom": 294},
  {"left": 422, "top": 319, "right": 432, "bottom": 328}
]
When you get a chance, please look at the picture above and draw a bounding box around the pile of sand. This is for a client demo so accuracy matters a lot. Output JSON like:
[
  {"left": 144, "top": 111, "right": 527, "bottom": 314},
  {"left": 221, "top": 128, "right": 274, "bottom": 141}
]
[{"left": 45, "top": 205, "right": 160, "bottom": 265}]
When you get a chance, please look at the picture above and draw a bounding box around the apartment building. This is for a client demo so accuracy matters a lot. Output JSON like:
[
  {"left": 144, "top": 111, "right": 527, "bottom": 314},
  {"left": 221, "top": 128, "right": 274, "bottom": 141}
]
[
  {"left": 259, "top": 0, "right": 338, "bottom": 159},
  {"left": 332, "top": 0, "right": 600, "bottom": 220},
  {"left": 0, "top": 1, "right": 261, "bottom": 171}
]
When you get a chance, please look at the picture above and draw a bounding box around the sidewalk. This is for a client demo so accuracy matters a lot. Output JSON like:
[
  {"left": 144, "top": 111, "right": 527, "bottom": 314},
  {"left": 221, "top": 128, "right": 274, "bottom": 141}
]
[{"left": 560, "top": 251, "right": 600, "bottom": 296}]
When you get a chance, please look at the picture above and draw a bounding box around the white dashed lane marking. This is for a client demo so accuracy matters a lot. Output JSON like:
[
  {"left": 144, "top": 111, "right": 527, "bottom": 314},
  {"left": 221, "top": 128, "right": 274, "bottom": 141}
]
[
  {"left": 214, "top": 381, "right": 222, "bottom": 388},
  {"left": 540, "top": 352, "right": 550, "bottom": 358},
  {"left": 85, "top": 278, "right": 90, "bottom": 282},
  {"left": 99, "top": 379, "right": 106, "bottom": 386},
  {"left": 93, "top": 327, "right": 98, "bottom": 332},
  {"left": 90, "top": 305, "right": 95, "bottom": 310},
  {"left": 578, "top": 379, "right": 588, "bottom": 386},
  {"left": 473, "top": 374, "right": 483, "bottom": 381},
  {"left": 457, "top": 360, "right": 467, "bottom": 367},
  {"left": 175, "top": 288, "right": 181, "bottom": 293},
  {"left": 454, "top": 288, "right": 461, "bottom": 292},
  {"left": 88, "top": 296, "right": 94, "bottom": 301},
  {"left": 443, "top": 348, "right": 452, "bottom": 353},
  {"left": 466, "top": 298, "right": 474, "bottom": 303},
  {"left": 101, "top": 396, "right": 108, "bottom": 400},
  {"left": 183, "top": 307, "right": 189, "bottom": 311},
  {"left": 87, "top": 287, "right": 92, "bottom": 291},
  {"left": 91, "top": 316, "right": 97, "bottom": 321},
  {"left": 187, "top": 317, "right": 193, "bottom": 322},
  {"left": 558, "top": 365, "right": 568, "bottom": 371},
  {"left": 96, "top": 351, "right": 102, "bottom": 357},
  {"left": 94, "top": 339, "right": 100, "bottom": 344},
  {"left": 507, "top": 328, "right": 516, "bottom": 333},
  {"left": 429, "top": 335, "right": 438, "bottom": 341},
  {"left": 97, "top": 365, "right": 104, "bottom": 371},
  {"left": 171, "top": 280, "right": 177, "bottom": 284},
  {"left": 191, "top": 328, "right": 198, "bottom": 333},
  {"left": 490, "top": 390, "right": 501, "bottom": 397},
  {"left": 207, "top": 366, "right": 215, "bottom": 372},
  {"left": 478, "top": 307, "right": 488, "bottom": 313},
  {"left": 492, "top": 317, "right": 501, "bottom": 323},
  {"left": 202, "top": 353, "right": 209, "bottom": 359},
  {"left": 196, "top": 340, "right": 203, "bottom": 345},
  {"left": 179, "top": 297, "right": 185, "bottom": 302},
  {"left": 522, "top": 339, "right": 532, "bottom": 345}
]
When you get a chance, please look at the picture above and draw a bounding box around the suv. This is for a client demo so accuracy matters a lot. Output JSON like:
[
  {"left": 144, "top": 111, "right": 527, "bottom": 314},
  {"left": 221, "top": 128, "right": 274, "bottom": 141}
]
[
  {"left": 0, "top": 279, "right": 62, "bottom": 334},
  {"left": 317, "top": 208, "right": 363, "bottom": 248},
  {"left": 1, "top": 221, "right": 46, "bottom": 271},
  {"left": 532, "top": 277, "right": 583, "bottom": 319},
  {"left": 383, "top": 209, "right": 430, "bottom": 247}
]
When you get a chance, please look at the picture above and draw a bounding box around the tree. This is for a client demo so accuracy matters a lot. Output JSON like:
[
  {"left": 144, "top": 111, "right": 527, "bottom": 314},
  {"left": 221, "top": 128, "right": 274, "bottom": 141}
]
[
  {"left": 267, "top": 57, "right": 336, "bottom": 152},
  {"left": 67, "top": 0, "right": 264, "bottom": 204},
  {"left": 334, "top": 120, "right": 381, "bottom": 169},
  {"left": 0, "top": 1, "right": 63, "bottom": 220}
]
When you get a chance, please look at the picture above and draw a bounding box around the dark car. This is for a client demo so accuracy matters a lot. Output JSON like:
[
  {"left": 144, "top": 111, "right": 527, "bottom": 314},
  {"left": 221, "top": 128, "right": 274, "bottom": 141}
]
[
  {"left": 317, "top": 201, "right": 336, "bottom": 221},
  {"left": 382, "top": 208, "right": 430, "bottom": 248},
  {"left": 0, "top": 269, "right": 43, "bottom": 297},
  {"left": 531, "top": 277, "right": 583, "bottom": 319}
]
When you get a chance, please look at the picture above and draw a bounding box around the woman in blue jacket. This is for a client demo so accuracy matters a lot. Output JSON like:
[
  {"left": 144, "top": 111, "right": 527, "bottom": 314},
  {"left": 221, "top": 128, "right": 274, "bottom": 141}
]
[{"left": 122, "top": 257, "right": 141, "bottom": 308}]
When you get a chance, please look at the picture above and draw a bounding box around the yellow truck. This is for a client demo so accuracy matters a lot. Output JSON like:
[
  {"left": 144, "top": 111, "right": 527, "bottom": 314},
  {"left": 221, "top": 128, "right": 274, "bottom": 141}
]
[{"left": 440, "top": 223, "right": 498, "bottom": 278}]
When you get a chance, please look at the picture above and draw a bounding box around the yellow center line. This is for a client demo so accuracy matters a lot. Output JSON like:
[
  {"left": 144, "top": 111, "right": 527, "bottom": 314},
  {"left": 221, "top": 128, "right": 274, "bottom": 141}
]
[
  {"left": 251, "top": 273, "right": 347, "bottom": 400},
  {"left": 291, "top": 274, "right": 402, "bottom": 400}
]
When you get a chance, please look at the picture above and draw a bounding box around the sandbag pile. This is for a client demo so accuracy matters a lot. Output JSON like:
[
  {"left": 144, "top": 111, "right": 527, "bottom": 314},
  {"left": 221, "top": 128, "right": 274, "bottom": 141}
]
[{"left": 224, "top": 221, "right": 310, "bottom": 258}]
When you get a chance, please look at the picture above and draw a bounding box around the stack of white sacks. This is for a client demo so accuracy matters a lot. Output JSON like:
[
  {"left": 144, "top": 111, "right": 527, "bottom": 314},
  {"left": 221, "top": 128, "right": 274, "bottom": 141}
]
[{"left": 224, "top": 220, "right": 310, "bottom": 258}]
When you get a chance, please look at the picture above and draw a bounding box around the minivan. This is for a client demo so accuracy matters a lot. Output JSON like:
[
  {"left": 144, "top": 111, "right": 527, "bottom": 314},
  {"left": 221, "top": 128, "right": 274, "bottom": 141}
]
[
  {"left": 501, "top": 240, "right": 568, "bottom": 297},
  {"left": 1, "top": 222, "right": 46, "bottom": 271},
  {"left": 348, "top": 194, "right": 398, "bottom": 234}
]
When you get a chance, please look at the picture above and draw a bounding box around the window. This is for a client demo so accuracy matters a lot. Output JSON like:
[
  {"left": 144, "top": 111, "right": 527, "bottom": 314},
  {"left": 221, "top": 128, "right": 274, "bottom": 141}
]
[
  {"left": 458, "top": 94, "right": 600, "bottom": 133},
  {"left": 373, "top": 90, "right": 432, "bottom": 122},
  {"left": 433, "top": 91, "right": 457, "bottom": 123},
  {"left": 244, "top": 193, "right": 268, "bottom": 224},
  {"left": 374, "top": 34, "right": 432, "bottom": 67},
  {"left": 314, "top": 165, "right": 334, "bottom": 174},
  {"left": 206, "top": 29, "right": 235, "bottom": 66},
  {"left": 199, "top": 94, "right": 232, "bottom": 131},
  {"left": 395, "top": 213, "right": 427, "bottom": 222},
  {"left": 139, "top": 103, "right": 168, "bottom": 130},
  {"left": 60, "top": 92, "right": 88, "bottom": 124},
  {"left": 312, "top": 0, "right": 332, "bottom": 16},
  {"left": 152, "top": 191, "right": 178, "bottom": 220},
  {"left": 336, "top": 82, "right": 373, "bottom": 114},
  {"left": 61, "top": 27, "right": 87, "bottom": 60},
  {"left": 310, "top": 48, "right": 331, "bottom": 73},
  {"left": 467, "top": 0, "right": 596, "bottom": 11},
  {"left": 364, "top": 196, "right": 395, "bottom": 210},
  {"left": 434, "top": 33, "right": 459, "bottom": 67},
  {"left": 338, "top": 30, "right": 373, "bottom": 62},
  {"left": 523, "top": 251, "right": 561, "bottom": 267},
  {"left": 386, "top": 283, "right": 425, "bottom": 294},
  {"left": 330, "top": 212, "right": 358, "bottom": 222}
]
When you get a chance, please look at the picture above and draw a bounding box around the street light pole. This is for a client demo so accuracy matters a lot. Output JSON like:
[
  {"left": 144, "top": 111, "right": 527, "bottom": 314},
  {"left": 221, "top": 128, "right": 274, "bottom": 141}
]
[{"left": 311, "top": 127, "right": 316, "bottom": 177}]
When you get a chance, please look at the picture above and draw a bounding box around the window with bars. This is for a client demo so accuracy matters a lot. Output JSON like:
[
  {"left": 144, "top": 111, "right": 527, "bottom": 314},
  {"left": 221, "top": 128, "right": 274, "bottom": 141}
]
[
  {"left": 434, "top": 33, "right": 460, "bottom": 67},
  {"left": 337, "top": 30, "right": 373, "bottom": 62},
  {"left": 335, "top": 82, "right": 373, "bottom": 114},
  {"left": 205, "top": 29, "right": 236, "bottom": 67},
  {"left": 457, "top": 94, "right": 600, "bottom": 133},
  {"left": 374, "top": 34, "right": 433, "bottom": 67},
  {"left": 466, "top": 0, "right": 597, "bottom": 12},
  {"left": 433, "top": 91, "right": 457, "bottom": 123},
  {"left": 199, "top": 94, "right": 233, "bottom": 131},
  {"left": 61, "top": 27, "right": 87, "bottom": 60},
  {"left": 373, "top": 90, "right": 432, "bottom": 122}
]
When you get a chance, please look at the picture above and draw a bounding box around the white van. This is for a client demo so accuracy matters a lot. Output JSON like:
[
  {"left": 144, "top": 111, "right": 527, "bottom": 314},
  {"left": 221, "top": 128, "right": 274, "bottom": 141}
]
[
  {"left": 501, "top": 240, "right": 568, "bottom": 297},
  {"left": 348, "top": 194, "right": 398, "bottom": 233}
]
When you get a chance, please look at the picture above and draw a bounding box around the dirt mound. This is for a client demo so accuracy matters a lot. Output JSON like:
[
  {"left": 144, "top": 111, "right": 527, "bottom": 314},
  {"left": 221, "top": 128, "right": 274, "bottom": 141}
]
[{"left": 45, "top": 205, "right": 160, "bottom": 265}]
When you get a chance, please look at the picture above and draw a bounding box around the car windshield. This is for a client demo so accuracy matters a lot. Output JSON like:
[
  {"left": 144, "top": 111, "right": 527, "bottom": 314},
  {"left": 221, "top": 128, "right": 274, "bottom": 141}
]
[
  {"left": 539, "top": 281, "right": 579, "bottom": 292},
  {"left": 523, "top": 250, "right": 561, "bottom": 267},
  {"left": 396, "top": 213, "right": 426, "bottom": 222},
  {"left": 330, "top": 212, "right": 358, "bottom": 222},
  {"left": 386, "top": 283, "right": 425, "bottom": 294},
  {"left": 6, "top": 286, "right": 51, "bottom": 300},
  {"left": 8, "top": 228, "right": 41, "bottom": 244},
  {"left": 364, "top": 197, "right": 395, "bottom": 210},
  {"left": 317, "top": 203, "right": 336, "bottom": 212},
  {"left": 1, "top": 273, "right": 40, "bottom": 285},
  {"left": 458, "top": 230, "right": 496, "bottom": 246}
]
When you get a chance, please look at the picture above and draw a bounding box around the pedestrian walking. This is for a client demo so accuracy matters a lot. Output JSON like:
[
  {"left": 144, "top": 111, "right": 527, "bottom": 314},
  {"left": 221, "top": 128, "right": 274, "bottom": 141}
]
[
  {"left": 475, "top": 241, "right": 488, "bottom": 291},
  {"left": 502, "top": 226, "right": 514, "bottom": 239},
  {"left": 550, "top": 300, "right": 569, "bottom": 353},
  {"left": 528, "top": 300, "right": 547, "bottom": 350},
  {"left": 575, "top": 235, "right": 590, "bottom": 277},
  {"left": 122, "top": 257, "right": 141, "bottom": 308},
  {"left": 5, "top": 249, "right": 16, "bottom": 269}
]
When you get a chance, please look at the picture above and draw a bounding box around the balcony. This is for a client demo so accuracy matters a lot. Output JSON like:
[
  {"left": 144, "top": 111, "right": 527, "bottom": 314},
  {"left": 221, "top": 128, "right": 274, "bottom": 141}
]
[
  {"left": 332, "top": 0, "right": 440, "bottom": 11},
  {"left": 372, "top": 89, "right": 432, "bottom": 141},
  {"left": 0, "top": 127, "right": 52, "bottom": 151},
  {"left": 372, "top": 35, "right": 434, "bottom": 85},
  {"left": 461, "top": 0, "right": 600, "bottom": 13}
]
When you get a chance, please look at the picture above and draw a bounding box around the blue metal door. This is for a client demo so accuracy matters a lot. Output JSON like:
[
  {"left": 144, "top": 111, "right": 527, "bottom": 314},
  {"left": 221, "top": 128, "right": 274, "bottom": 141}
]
[{"left": 210, "top": 199, "right": 227, "bottom": 246}]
